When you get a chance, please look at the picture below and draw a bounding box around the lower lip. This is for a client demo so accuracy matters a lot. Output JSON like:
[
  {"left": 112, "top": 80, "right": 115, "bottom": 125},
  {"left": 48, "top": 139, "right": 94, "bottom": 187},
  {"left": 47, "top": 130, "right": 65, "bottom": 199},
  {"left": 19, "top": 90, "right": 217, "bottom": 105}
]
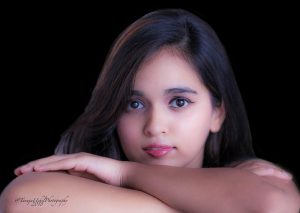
[{"left": 144, "top": 147, "right": 174, "bottom": 158}]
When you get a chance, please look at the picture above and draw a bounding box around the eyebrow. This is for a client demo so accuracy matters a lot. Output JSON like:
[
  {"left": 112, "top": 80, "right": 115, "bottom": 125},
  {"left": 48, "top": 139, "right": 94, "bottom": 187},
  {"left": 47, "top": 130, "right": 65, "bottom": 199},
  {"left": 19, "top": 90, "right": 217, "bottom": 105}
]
[{"left": 131, "top": 87, "right": 198, "bottom": 96}]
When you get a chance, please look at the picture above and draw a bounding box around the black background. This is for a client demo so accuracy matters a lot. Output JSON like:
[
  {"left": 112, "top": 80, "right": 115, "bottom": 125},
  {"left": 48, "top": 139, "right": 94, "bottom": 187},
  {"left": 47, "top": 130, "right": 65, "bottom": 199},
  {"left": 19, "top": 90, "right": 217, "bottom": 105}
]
[{"left": 2, "top": 2, "right": 299, "bottom": 193}]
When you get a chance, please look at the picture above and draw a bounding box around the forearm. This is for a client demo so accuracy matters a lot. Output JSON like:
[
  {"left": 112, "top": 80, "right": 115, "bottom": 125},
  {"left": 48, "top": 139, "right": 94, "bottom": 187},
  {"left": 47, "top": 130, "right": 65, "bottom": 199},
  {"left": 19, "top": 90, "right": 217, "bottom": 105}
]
[
  {"left": 1, "top": 172, "right": 178, "bottom": 213},
  {"left": 124, "top": 162, "right": 298, "bottom": 212}
]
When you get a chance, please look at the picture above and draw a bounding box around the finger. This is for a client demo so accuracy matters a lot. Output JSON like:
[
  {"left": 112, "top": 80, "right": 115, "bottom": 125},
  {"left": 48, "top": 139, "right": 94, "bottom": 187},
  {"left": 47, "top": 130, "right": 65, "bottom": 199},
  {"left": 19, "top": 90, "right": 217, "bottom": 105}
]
[
  {"left": 14, "top": 154, "right": 70, "bottom": 176},
  {"left": 14, "top": 164, "right": 32, "bottom": 176},
  {"left": 33, "top": 157, "right": 87, "bottom": 173},
  {"left": 34, "top": 155, "right": 101, "bottom": 180},
  {"left": 14, "top": 155, "right": 57, "bottom": 175}
]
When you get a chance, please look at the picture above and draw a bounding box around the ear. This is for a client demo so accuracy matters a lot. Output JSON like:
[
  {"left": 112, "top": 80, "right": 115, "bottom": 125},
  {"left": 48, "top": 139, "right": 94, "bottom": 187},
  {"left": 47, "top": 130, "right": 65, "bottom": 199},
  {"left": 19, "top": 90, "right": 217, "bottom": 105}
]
[{"left": 210, "top": 102, "right": 226, "bottom": 133}]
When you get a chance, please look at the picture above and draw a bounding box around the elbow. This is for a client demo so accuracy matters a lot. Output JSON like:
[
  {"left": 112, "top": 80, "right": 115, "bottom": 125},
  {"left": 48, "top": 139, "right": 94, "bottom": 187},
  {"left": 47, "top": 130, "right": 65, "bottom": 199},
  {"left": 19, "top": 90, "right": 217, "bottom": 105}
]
[
  {"left": 0, "top": 172, "right": 46, "bottom": 213},
  {"left": 230, "top": 178, "right": 300, "bottom": 213},
  {"left": 0, "top": 176, "right": 22, "bottom": 213}
]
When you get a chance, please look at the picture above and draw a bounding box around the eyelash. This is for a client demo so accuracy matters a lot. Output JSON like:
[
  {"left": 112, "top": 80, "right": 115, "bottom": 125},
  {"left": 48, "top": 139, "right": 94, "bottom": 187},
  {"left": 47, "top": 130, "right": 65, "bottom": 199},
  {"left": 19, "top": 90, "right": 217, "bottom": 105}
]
[
  {"left": 169, "top": 97, "right": 194, "bottom": 108},
  {"left": 126, "top": 97, "right": 194, "bottom": 111},
  {"left": 127, "top": 99, "right": 144, "bottom": 111}
]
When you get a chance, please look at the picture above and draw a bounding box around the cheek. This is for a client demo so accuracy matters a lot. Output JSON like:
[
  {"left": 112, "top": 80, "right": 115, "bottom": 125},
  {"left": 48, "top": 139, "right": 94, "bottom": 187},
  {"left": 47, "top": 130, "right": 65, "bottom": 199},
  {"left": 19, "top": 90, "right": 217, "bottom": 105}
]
[
  {"left": 175, "top": 109, "right": 212, "bottom": 144},
  {"left": 116, "top": 115, "right": 140, "bottom": 147}
]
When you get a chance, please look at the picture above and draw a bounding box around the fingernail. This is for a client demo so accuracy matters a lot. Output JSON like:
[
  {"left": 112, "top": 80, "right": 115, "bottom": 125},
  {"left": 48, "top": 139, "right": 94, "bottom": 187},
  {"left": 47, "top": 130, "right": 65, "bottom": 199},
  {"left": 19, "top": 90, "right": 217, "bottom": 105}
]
[
  {"left": 20, "top": 166, "right": 28, "bottom": 173},
  {"left": 34, "top": 165, "right": 44, "bottom": 171}
]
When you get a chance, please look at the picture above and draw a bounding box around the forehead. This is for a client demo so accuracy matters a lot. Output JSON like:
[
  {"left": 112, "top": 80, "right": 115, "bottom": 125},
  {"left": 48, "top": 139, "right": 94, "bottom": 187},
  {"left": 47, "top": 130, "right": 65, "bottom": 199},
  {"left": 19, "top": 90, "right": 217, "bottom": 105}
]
[{"left": 134, "top": 49, "right": 205, "bottom": 91}]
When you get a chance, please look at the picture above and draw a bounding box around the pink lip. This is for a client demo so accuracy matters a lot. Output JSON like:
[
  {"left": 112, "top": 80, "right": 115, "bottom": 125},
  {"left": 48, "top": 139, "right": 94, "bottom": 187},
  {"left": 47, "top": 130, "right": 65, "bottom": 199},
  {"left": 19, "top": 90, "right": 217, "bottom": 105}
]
[{"left": 143, "top": 144, "right": 175, "bottom": 158}]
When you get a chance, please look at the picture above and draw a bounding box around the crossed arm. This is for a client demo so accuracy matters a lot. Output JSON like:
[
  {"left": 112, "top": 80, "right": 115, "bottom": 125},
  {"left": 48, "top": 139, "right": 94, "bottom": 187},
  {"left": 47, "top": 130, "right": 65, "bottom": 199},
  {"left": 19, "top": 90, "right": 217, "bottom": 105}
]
[
  {"left": 0, "top": 171, "right": 178, "bottom": 213},
  {"left": 1, "top": 153, "right": 299, "bottom": 212}
]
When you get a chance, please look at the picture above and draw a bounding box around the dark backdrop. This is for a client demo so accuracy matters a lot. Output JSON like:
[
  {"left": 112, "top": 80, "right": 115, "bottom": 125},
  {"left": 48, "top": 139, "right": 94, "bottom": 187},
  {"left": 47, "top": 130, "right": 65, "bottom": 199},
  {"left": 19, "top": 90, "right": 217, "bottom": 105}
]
[{"left": 2, "top": 2, "right": 299, "bottom": 193}]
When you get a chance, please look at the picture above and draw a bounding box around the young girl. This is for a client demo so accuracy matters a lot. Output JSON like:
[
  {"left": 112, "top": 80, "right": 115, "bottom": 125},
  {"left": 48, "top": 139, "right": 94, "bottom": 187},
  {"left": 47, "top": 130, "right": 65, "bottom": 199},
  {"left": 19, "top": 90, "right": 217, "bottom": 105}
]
[{"left": 1, "top": 9, "right": 299, "bottom": 212}]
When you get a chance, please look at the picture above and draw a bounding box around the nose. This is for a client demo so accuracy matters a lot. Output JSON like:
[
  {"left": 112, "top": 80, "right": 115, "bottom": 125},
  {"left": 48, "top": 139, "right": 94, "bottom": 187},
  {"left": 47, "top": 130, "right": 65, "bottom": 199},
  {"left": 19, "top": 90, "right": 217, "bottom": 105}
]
[{"left": 143, "top": 106, "right": 168, "bottom": 137}]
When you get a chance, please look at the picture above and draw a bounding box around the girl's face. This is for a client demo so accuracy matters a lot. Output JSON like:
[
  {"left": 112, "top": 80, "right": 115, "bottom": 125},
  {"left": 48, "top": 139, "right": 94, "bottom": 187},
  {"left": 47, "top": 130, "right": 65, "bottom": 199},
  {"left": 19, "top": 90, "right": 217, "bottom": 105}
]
[{"left": 117, "top": 49, "right": 224, "bottom": 168}]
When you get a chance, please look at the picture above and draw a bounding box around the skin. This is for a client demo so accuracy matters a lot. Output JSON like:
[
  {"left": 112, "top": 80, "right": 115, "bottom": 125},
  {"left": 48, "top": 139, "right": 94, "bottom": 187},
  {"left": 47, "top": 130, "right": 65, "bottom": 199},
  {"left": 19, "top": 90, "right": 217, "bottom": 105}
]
[
  {"left": 116, "top": 49, "right": 225, "bottom": 168},
  {"left": 1, "top": 49, "right": 299, "bottom": 212},
  {"left": 4, "top": 154, "right": 299, "bottom": 212},
  {"left": 0, "top": 171, "right": 179, "bottom": 213}
]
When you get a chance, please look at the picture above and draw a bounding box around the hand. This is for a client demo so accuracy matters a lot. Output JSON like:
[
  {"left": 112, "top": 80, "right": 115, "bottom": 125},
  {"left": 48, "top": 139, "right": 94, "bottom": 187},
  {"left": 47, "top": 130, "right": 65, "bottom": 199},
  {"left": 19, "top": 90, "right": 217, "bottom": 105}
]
[
  {"left": 232, "top": 158, "right": 292, "bottom": 180},
  {"left": 14, "top": 152, "right": 126, "bottom": 186}
]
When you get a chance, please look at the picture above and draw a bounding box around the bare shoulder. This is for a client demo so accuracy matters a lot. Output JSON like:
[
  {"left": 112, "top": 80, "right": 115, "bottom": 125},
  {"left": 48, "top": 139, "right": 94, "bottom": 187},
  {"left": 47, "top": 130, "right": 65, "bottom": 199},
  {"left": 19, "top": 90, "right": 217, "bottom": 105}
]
[{"left": 0, "top": 172, "right": 178, "bottom": 213}]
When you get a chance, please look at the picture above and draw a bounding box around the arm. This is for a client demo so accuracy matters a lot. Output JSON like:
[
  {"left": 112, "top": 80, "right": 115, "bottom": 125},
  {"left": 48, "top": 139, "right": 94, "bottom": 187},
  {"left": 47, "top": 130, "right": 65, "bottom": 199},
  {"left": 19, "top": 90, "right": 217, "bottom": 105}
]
[
  {"left": 228, "top": 158, "right": 293, "bottom": 179},
  {"left": 0, "top": 172, "right": 178, "bottom": 213},
  {"left": 12, "top": 153, "right": 300, "bottom": 212},
  {"left": 124, "top": 162, "right": 300, "bottom": 213}
]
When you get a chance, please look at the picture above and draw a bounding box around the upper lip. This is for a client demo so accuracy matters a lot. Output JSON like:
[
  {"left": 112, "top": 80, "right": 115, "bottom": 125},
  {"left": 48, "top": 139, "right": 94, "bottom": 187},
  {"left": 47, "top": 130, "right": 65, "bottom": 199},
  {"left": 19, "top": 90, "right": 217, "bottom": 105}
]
[{"left": 143, "top": 143, "right": 175, "bottom": 150}]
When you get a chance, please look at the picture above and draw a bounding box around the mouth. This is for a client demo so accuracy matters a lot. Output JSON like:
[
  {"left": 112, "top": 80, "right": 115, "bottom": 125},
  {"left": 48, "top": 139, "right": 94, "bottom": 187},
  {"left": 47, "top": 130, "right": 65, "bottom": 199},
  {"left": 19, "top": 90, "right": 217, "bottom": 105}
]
[{"left": 143, "top": 144, "right": 175, "bottom": 158}]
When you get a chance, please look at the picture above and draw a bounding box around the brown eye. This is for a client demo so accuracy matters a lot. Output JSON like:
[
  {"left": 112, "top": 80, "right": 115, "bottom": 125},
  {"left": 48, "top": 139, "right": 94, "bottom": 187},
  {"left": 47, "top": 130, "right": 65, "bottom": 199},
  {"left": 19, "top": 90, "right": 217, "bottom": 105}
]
[
  {"left": 127, "top": 100, "right": 144, "bottom": 110},
  {"left": 176, "top": 99, "right": 185, "bottom": 107},
  {"left": 130, "top": 101, "right": 140, "bottom": 109},
  {"left": 169, "top": 98, "right": 191, "bottom": 108}
]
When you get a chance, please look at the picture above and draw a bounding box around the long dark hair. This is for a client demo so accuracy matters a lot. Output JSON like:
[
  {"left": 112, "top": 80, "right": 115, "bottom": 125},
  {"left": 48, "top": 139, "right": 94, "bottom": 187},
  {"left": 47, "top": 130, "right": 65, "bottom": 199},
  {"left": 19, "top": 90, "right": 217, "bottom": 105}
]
[{"left": 55, "top": 9, "right": 255, "bottom": 167}]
